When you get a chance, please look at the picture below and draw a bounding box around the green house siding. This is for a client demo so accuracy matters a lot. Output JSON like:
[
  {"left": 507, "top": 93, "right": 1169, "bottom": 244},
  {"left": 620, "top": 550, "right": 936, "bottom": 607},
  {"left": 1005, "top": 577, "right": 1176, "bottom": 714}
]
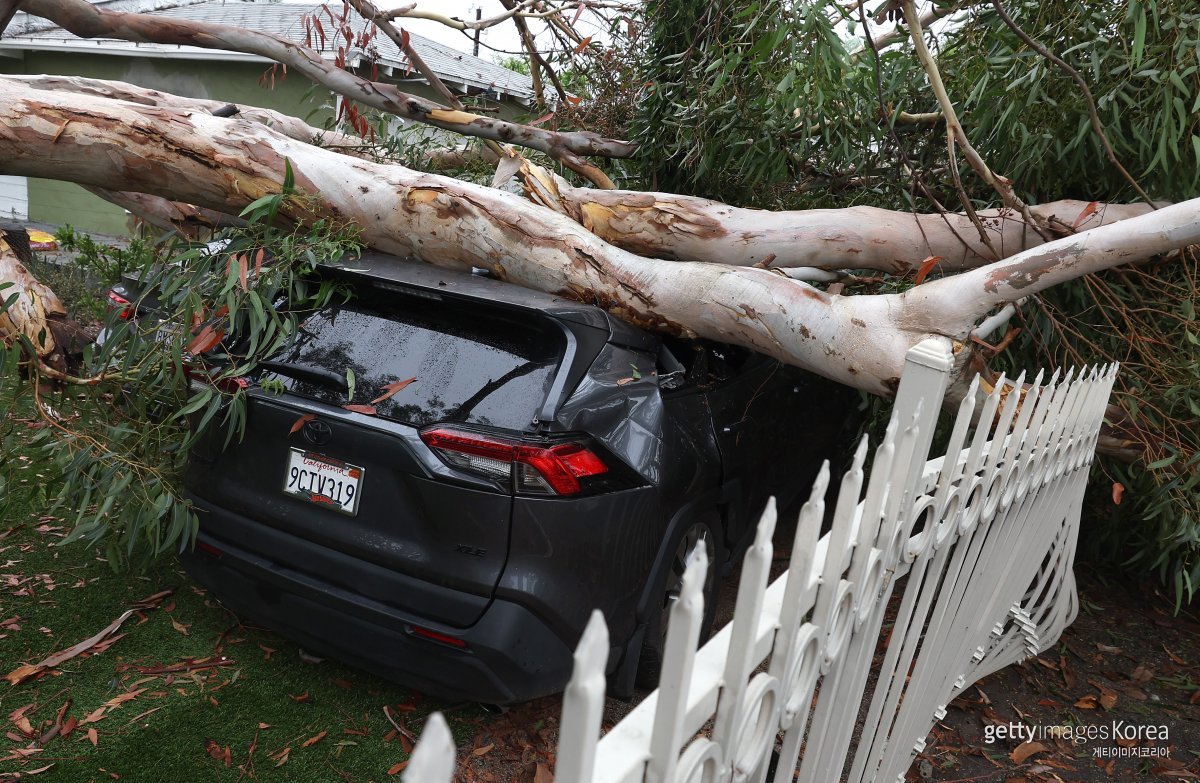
[
  {"left": 1, "top": 51, "right": 330, "bottom": 233},
  {"left": 26, "top": 178, "right": 131, "bottom": 235}
]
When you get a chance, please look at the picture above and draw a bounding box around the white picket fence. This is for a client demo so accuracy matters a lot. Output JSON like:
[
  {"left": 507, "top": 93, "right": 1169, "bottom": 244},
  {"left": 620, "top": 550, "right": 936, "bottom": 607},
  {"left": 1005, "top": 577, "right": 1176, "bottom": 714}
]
[{"left": 404, "top": 337, "right": 1118, "bottom": 783}]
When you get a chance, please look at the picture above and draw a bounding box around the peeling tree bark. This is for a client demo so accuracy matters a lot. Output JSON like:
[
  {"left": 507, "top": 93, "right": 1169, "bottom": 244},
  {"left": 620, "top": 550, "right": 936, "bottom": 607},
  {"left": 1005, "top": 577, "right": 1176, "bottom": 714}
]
[
  {"left": 3, "top": 81, "right": 1199, "bottom": 403},
  {"left": 1, "top": 74, "right": 361, "bottom": 149},
  {"left": 7, "top": 74, "right": 1155, "bottom": 278},
  {"left": 0, "top": 229, "right": 73, "bottom": 372},
  {"left": 520, "top": 163, "right": 1156, "bottom": 272}
]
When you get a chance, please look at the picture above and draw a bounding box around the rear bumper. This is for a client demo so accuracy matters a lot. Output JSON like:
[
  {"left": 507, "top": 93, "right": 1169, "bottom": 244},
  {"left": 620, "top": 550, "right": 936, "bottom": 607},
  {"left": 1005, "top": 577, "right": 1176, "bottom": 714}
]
[{"left": 180, "top": 528, "right": 576, "bottom": 705}]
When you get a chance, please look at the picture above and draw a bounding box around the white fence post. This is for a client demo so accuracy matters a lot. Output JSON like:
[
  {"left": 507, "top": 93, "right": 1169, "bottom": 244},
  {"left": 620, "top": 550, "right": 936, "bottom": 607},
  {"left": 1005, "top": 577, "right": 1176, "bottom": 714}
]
[{"left": 404, "top": 338, "right": 1118, "bottom": 783}]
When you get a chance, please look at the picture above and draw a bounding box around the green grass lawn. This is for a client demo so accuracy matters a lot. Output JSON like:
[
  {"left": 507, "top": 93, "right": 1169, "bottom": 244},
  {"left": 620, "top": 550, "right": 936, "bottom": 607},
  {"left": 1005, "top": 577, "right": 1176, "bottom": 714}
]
[{"left": 0, "top": 405, "right": 502, "bottom": 782}]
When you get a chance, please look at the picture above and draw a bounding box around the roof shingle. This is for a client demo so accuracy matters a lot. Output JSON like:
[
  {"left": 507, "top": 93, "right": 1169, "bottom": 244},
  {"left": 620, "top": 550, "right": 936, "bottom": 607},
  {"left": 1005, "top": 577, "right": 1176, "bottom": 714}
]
[{"left": 2, "top": 0, "right": 535, "bottom": 100}]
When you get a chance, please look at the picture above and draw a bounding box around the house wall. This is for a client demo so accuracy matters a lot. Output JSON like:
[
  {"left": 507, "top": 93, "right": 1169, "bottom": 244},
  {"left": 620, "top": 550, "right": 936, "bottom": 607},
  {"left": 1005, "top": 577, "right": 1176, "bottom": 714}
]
[
  {"left": 0, "top": 176, "right": 29, "bottom": 221},
  {"left": 1, "top": 51, "right": 501, "bottom": 234},
  {"left": 2, "top": 51, "right": 335, "bottom": 234}
]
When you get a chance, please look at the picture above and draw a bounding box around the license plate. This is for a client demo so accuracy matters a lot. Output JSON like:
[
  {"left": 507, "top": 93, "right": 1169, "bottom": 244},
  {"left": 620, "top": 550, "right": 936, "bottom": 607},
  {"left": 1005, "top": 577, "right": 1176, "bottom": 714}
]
[{"left": 283, "top": 449, "right": 363, "bottom": 515}]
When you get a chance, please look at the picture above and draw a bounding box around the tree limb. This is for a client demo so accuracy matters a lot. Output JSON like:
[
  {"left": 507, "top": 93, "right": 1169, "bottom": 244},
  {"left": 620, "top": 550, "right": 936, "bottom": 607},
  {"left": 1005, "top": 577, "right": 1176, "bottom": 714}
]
[
  {"left": 3, "top": 82, "right": 1195, "bottom": 401},
  {"left": 17, "top": 0, "right": 635, "bottom": 179},
  {"left": 0, "top": 74, "right": 362, "bottom": 149},
  {"left": 988, "top": 0, "right": 1155, "bottom": 207},
  {"left": 902, "top": 0, "right": 1052, "bottom": 239},
  {"left": 518, "top": 162, "right": 1154, "bottom": 272}
]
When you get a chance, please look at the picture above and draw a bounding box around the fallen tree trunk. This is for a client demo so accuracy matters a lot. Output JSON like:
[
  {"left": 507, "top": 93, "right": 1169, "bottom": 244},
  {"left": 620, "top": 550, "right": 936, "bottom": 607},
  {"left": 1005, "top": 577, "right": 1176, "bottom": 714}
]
[
  {"left": 6, "top": 74, "right": 1156, "bottom": 278},
  {"left": 3, "top": 80, "right": 1199, "bottom": 404}
]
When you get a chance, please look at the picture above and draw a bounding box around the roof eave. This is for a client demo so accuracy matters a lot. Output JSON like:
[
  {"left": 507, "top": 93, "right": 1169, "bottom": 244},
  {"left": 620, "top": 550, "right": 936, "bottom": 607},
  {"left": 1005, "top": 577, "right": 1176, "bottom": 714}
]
[{"left": 0, "top": 38, "right": 535, "bottom": 101}]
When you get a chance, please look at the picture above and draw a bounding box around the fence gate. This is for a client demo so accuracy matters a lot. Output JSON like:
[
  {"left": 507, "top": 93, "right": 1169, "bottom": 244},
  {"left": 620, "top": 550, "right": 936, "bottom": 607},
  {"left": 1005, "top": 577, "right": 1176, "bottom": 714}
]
[{"left": 404, "top": 337, "right": 1118, "bottom": 783}]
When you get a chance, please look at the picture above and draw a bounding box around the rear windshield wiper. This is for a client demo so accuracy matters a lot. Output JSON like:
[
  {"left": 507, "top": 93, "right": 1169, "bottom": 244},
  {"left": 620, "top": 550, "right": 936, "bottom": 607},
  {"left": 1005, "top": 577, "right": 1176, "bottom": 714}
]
[{"left": 259, "top": 360, "right": 349, "bottom": 393}]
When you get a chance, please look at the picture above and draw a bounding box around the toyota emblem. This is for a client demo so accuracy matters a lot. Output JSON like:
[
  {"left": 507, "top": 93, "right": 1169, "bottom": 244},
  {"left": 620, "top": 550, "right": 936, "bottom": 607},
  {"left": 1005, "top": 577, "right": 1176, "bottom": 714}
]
[{"left": 302, "top": 418, "right": 332, "bottom": 446}]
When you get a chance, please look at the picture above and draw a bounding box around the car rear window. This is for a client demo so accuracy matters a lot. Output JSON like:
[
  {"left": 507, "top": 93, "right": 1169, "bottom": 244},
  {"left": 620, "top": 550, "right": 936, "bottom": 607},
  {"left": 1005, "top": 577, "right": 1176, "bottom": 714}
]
[{"left": 267, "top": 287, "right": 563, "bottom": 430}]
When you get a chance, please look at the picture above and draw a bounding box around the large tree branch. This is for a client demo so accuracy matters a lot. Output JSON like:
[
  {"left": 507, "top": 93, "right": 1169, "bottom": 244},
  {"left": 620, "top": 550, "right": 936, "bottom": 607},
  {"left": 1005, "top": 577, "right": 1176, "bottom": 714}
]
[
  {"left": 902, "top": 201, "right": 1200, "bottom": 330},
  {"left": 1, "top": 75, "right": 1160, "bottom": 280},
  {"left": 17, "top": 0, "right": 635, "bottom": 181},
  {"left": 3, "top": 83, "right": 1196, "bottom": 399},
  {"left": 0, "top": 73, "right": 362, "bottom": 149},
  {"left": 0, "top": 81, "right": 916, "bottom": 392},
  {"left": 519, "top": 163, "right": 1154, "bottom": 272}
]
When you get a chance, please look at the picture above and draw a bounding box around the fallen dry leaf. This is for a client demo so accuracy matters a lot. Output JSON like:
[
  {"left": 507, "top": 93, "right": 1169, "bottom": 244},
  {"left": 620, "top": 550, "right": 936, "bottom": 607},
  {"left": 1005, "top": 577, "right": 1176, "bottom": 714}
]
[
  {"left": 186, "top": 324, "right": 224, "bottom": 355},
  {"left": 1010, "top": 741, "right": 1048, "bottom": 764},
  {"left": 5, "top": 610, "right": 135, "bottom": 686},
  {"left": 86, "top": 727, "right": 98, "bottom": 746},
  {"left": 302, "top": 730, "right": 327, "bottom": 747},
  {"left": 912, "top": 255, "right": 945, "bottom": 285},
  {"left": 1072, "top": 200, "right": 1100, "bottom": 229},
  {"left": 204, "top": 738, "right": 232, "bottom": 767},
  {"left": 1164, "top": 645, "right": 1188, "bottom": 666},
  {"left": 9, "top": 705, "right": 34, "bottom": 736},
  {"left": 370, "top": 377, "right": 417, "bottom": 405},
  {"left": 103, "top": 688, "right": 146, "bottom": 710},
  {"left": 79, "top": 707, "right": 106, "bottom": 726},
  {"left": 387, "top": 759, "right": 409, "bottom": 775},
  {"left": 1088, "top": 679, "right": 1119, "bottom": 710},
  {"left": 289, "top": 413, "right": 317, "bottom": 437},
  {"left": 1074, "top": 694, "right": 1099, "bottom": 709},
  {"left": 342, "top": 404, "right": 377, "bottom": 415},
  {"left": 1059, "top": 654, "right": 1077, "bottom": 689},
  {"left": 127, "top": 706, "right": 162, "bottom": 725},
  {"left": 132, "top": 589, "right": 174, "bottom": 609},
  {"left": 534, "top": 762, "right": 554, "bottom": 783},
  {"left": 289, "top": 692, "right": 311, "bottom": 703},
  {"left": 170, "top": 618, "right": 191, "bottom": 637},
  {"left": 472, "top": 742, "right": 494, "bottom": 757},
  {"left": 15, "top": 764, "right": 54, "bottom": 776}
]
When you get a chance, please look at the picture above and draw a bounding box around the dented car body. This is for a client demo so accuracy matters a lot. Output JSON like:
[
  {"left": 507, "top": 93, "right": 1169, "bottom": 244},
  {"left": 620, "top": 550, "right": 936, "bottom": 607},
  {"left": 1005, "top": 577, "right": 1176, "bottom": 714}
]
[{"left": 178, "top": 253, "right": 855, "bottom": 703}]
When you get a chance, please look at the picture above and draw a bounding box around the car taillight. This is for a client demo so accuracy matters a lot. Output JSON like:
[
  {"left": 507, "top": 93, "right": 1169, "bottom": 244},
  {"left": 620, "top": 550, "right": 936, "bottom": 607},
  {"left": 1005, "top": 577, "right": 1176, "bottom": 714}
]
[
  {"left": 107, "top": 289, "right": 133, "bottom": 320},
  {"left": 409, "top": 625, "right": 468, "bottom": 649},
  {"left": 419, "top": 427, "right": 609, "bottom": 496}
]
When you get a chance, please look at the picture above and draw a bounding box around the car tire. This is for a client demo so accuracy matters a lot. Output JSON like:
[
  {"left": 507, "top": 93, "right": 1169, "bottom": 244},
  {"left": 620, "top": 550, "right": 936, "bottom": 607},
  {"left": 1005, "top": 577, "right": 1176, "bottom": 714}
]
[{"left": 636, "top": 515, "right": 722, "bottom": 690}]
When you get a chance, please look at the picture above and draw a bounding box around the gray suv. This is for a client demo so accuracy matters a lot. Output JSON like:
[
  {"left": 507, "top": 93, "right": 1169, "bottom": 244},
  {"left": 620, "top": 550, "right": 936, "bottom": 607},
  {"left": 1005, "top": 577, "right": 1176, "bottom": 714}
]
[{"left": 176, "top": 253, "right": 855, "bottom": 703}]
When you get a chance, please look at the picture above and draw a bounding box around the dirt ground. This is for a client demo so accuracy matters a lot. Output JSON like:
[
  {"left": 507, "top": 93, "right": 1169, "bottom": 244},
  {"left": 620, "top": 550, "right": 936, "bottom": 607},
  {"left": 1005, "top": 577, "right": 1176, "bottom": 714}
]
[
  {"left": 450, "top": 567, "right": 1200, "bottom": 783},
  {"left": 910, "top": 570, "right": 1200, "bottom": 782}
]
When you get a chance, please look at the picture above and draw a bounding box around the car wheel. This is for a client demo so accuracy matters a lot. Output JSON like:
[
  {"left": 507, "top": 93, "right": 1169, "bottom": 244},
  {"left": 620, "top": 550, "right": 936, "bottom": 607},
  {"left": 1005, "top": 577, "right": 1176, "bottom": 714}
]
[{"left": 636, "top": 516, "right": 721, "bottom": 690}]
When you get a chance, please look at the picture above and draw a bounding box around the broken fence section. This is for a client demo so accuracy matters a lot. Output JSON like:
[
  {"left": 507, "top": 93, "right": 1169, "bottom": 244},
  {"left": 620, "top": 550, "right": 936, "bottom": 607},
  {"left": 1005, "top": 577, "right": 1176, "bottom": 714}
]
[{"left": 404, "top": 336, "right": 1118, "bottom": 783}]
